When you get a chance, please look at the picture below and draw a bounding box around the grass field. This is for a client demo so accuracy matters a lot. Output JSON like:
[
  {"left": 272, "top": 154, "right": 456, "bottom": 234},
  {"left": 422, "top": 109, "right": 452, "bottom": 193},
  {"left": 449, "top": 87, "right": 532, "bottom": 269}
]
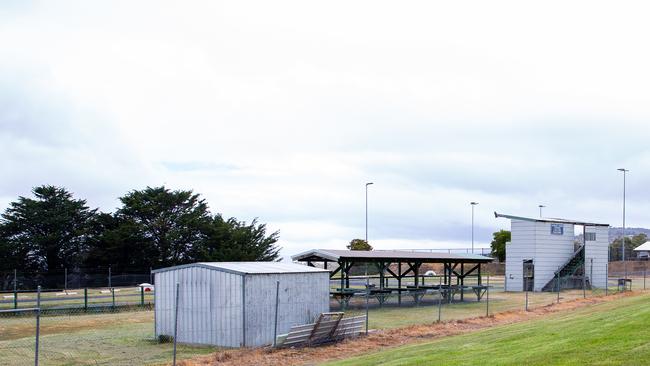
[
  {"left": 326, "top": 292, "right": 650, "bottom": 366},
  {"left": 0, "top": 279, "right": 635, "bottom": 365},
  {"left": 0, "top": 310, "right": 217, "bottom": 365}
]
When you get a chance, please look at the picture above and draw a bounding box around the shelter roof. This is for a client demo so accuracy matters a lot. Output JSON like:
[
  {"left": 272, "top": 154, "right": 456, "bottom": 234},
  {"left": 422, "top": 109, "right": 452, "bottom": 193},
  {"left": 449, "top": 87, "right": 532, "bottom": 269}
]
[
  {"left": 494, "top": 212, "right": 609, "bottom": 227},
  {"left": 291, "top": 249, "right": 493, "bottom": 263}
]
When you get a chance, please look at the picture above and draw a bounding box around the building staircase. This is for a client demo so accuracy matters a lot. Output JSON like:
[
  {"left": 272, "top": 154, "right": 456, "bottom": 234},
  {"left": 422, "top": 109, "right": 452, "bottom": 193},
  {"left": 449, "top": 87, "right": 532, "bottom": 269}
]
[{"left": 541, "top": 244, "right": 590, "bottom": 291}]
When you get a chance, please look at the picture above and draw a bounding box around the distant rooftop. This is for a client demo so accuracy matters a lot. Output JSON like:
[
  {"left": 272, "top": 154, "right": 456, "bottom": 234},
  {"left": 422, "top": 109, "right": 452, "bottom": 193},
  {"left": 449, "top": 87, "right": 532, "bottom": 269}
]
[
  {"left": 152, "top": 261, "right": 329, "bottom": 275},
  {"left": 494, "top": 212, "right": 609, "bottom": 227},
  {"left": 633, "top": 242, "right": 650, "bottom": 251}
]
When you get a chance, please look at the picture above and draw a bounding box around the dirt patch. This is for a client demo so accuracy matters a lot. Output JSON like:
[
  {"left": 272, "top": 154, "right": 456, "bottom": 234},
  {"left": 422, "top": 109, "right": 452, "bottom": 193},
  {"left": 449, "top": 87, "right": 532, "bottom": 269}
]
[{"left": 180, "top": 291, "right": 639, "bottom": 366}]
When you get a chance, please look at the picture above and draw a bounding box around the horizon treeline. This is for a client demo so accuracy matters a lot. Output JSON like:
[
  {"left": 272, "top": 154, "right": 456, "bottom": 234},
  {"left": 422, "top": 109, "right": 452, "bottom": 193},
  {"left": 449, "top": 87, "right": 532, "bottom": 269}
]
[{"left": 0, "top": 185, "right": 280, "bottom": 273}]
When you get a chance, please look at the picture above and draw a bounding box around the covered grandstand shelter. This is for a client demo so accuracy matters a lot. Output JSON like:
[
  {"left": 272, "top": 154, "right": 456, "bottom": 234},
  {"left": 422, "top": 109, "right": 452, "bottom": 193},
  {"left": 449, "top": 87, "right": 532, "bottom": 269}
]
[
  {"left": 292, "top": 249, "right": 493, "bottom": 302},
  {"left": 495, "top": 212, "right": 609, "bottom": 292}
]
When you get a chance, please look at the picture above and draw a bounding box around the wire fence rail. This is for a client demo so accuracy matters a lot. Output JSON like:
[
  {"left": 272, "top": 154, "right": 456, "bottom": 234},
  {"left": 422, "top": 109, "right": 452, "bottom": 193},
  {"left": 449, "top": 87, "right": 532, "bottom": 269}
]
[{"left": 1, "top": 271, "right": 648, "bottom": 365}]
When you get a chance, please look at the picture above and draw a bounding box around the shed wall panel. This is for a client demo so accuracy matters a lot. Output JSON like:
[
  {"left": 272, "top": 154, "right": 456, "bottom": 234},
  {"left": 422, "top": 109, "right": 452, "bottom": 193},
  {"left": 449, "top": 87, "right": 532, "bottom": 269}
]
[
  {"left": 244, "top": 272, "right": 330, "bottom": 347},
  {"left": 585, "top": 226, "right": 609, "bottom": 288},
  {"left": 155, "top": 267, "right": 243, "bottom": 348},
  {"left": 505, "top": 220, "right": 537, "bottom": 291},
  {"left": 533, "top": 222, "right": 575, "bottom": 291}
]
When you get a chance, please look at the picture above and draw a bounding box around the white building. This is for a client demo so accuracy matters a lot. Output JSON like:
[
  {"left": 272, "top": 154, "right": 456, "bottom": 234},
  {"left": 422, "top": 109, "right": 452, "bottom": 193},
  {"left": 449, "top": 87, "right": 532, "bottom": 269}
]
[
  {"left": 633, "top": 241, "right": 650, "bottom": 260},
  {"left": 153, "top": 262, "right": 330, "bottom": 347},
  {"left": 496, "top": 213, "right": 609, "bottom": 292}
]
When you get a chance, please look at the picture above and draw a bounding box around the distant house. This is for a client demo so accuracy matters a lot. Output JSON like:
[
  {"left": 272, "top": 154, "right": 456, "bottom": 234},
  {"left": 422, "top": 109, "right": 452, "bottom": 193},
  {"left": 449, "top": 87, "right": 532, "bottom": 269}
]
[
  {"left": 633, "top": 241, "right": 650, "bottom": 260},
  {"left": 495, "top": 213, "right": 609, "bottom": 292}
]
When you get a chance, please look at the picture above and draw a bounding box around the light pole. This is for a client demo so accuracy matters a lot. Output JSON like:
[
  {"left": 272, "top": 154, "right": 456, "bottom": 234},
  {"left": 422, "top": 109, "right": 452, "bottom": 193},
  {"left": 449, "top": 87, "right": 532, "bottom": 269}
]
[
  {"left": 365, "top": 182, "right": 374, "bottom": 246},
  {"left": 618, "top": 168, "right": 629, "bottom": 282},
  {"left": 364, "top": 182, "right": 373, "bottom": 335},
  {"left": 538, "top": 205, "right": 545, "bottom": 218},
  {"left": 471, "top": 202, "right": 478, "bottom": 254}
]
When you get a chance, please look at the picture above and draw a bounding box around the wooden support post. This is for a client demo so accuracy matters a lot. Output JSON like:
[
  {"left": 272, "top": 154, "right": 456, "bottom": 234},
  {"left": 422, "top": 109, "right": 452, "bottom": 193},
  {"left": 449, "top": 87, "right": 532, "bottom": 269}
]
[
  {"left": 460, "top": 263, "right": 465, "bottom": 301},
  {"left": 442, "top": 263, "right": 445, "bottom": 286},
  {"left": 414, "top": 262, "right": 420, "bottom": 288},
  {"left": 478, "top": 264, "right": 482, "bottom": 285},
  {"left": 379, "top": 262, "right": 385, "bottom": 290},
  {"left": 398, "top": 262, "right": 402, "bottom": 306},
  {"left": 345, "top": 262, "right": 350, "bottom": 289},
  {"left": 339, "top": 261, "right": 344, "bottom": 291}
]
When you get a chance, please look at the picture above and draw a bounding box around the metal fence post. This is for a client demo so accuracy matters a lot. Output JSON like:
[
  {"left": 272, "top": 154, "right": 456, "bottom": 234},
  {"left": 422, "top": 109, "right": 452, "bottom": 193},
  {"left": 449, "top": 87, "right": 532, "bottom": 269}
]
[
  {"left": 583, "top": 262, "right": 586, "bottom": 299},
  {"left": 437, "top": 276, "right": 442, "bottom": 322},
  {"left": 111, "top": 288, "right": 115, "bottom": 310},
  {"left": 141, "top": 286, "right": 145, "bottom": 307},
  {"left": 605, "top": 255, "right": 609, "bottom": 296},
  {"left": 644, "top": 267, "right": 647, "bottom": 290},
  {"left": 173, "top": 282, "right": 180, "bottom": 366},
  {"left": 108, "top": 266, "right": 112, "bottom": 289},
  {"left": 273, "top": 281, "right": 280, "bottom": 346},
  {"left": 64, "top": 268, "right": 68, "bottom": 292},
  {"left": 486, "top": 273, "right": 490, "bottom": 317},
  {"left": 365, "top": 274, "right": 369, "bottom": 335},
  {"left": 13, "top": 269, "right": 17, "bottom": 309},
  {"left": 35, "top": 286, "right": 41, "bottom": 366},
  {"left": 556, "top": 269, "right": 560, "bottom": 304},
  {"left": 84, "top": 288, "right": 88, "bottom": 311},
  {"left": 525, "top": 277, "right": 529, "bottom": 311}
]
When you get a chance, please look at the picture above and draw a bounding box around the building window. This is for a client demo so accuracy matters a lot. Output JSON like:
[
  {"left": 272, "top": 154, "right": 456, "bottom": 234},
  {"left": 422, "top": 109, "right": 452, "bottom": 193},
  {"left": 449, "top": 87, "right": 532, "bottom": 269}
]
[
  {"left": 550, "top": 224, "right": 564, "bottom": 235},
  {"left": 585, "top": 232, "right": 596, "bottom": 241}
]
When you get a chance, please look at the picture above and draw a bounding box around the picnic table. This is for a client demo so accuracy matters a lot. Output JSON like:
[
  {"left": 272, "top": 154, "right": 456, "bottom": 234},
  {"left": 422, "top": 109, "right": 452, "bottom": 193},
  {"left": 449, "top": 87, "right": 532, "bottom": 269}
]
[
  {"left": 330, "top": 289, "right": 363, "bottom": 309},
  {"left": 470, "top": 285, "right": 489, "bottom": 301},
  {"left": 369, "top": 289, "right": 393, "bottom": 306}
]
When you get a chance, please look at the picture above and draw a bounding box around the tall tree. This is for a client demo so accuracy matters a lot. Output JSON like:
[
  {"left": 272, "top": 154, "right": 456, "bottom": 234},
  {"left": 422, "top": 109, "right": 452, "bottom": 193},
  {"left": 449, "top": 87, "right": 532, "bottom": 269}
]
[
  {"left": 195, "top": 215, "right": 280, "bottom": 262},
  {"left": 84, "top": 213, "right": 155, "bottom": 271},
  {"left": 114, "top": 186, "right": 212, "bottom": 267},
  {"left": 490, "top": 230, "right": 510, "bottom": 262},
  {"left": 0, "top": 186, "right": 97, "bottom": 271},
  {"left": 347, "top": 239, "right": 373, "bottom": 251},
  {"left": 610, "top": 233, "right": 647, "bottom": 261}
]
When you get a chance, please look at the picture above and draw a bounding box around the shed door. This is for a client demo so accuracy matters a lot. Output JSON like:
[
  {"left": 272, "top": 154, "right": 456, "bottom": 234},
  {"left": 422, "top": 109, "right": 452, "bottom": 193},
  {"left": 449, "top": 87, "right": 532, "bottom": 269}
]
[{"left": 523, "top": 260, "right": 534, "bottom": 291}]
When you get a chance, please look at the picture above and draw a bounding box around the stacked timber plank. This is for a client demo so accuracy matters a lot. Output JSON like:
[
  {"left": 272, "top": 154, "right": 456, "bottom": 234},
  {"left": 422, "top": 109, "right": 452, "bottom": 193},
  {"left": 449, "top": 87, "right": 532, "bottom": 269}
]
[{"left": 275, "top": 312, "right": 366, "bottom": 348}]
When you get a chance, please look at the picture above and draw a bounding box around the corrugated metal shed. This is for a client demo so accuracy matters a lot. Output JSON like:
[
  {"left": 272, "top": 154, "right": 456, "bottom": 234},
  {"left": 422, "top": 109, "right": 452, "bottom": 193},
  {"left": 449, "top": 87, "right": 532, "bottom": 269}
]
[{"left": 154, "top": 262, "right": 330, "bottom": 348}]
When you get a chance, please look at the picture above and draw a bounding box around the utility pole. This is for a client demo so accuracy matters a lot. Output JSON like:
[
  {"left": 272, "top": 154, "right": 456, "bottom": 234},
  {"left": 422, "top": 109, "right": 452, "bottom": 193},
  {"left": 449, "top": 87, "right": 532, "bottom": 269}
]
[
  {"left": 471, "top": 202, "right": 479, "bottom": 254},
  {"left": 618, "top": 168, "right": 629, "bottom": 284}
]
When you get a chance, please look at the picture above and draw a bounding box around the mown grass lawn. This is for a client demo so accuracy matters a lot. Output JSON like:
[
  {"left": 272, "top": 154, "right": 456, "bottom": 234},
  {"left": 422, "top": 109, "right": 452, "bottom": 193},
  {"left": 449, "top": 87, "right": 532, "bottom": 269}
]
[
  {"left": 0, "top": 310, "right": 217, "bottom": 365},
  {"left": 326, "top": 293, "right": 650, "bottom": 366}
]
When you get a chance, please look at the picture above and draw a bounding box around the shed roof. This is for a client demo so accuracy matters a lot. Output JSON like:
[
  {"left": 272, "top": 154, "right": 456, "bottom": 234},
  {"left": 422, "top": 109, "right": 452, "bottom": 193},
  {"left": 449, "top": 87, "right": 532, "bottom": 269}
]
[
  {"left": 494, "top": 212, "right": 609, "bottom": 227},
  {"left": 152, "top": 261, "right": 329, "bottom": 275},
  {"left": 291, "top": 249, "right": 493, "bottom": 263}
]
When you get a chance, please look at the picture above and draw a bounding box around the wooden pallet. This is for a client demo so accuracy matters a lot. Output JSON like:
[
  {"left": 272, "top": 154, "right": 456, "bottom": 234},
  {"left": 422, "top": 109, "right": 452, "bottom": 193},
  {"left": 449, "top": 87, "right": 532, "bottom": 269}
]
[{"left": 275, "top": 312, "right": 366, "bottom": 348}]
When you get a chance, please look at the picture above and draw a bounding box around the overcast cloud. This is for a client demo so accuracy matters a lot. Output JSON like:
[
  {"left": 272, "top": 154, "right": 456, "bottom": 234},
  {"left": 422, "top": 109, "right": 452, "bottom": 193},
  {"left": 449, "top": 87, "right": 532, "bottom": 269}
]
[{"left": 1, "top": 1, "right": 650, "bottom": 257}]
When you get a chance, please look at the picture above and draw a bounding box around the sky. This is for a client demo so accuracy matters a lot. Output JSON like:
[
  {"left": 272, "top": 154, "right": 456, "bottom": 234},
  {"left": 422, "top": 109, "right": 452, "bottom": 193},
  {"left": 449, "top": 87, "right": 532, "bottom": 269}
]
[{"left": 1, "top": 1, "right": 650, "bottom": 258}]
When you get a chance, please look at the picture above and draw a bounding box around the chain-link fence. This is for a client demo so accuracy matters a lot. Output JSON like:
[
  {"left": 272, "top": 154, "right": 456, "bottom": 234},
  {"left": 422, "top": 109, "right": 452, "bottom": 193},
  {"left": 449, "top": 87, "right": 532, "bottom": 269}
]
[
  {"left": 0, "top": 286, "right": 215, "bottom": 366},
  {"left": 3, "top": 265, "right": 649, "bottom": 365},
  {"left": 329, "top": 266, "right": 649, "bottom": 332},
  {"left": 0, "top": 268, "right": 153, "bottom": 291}
]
